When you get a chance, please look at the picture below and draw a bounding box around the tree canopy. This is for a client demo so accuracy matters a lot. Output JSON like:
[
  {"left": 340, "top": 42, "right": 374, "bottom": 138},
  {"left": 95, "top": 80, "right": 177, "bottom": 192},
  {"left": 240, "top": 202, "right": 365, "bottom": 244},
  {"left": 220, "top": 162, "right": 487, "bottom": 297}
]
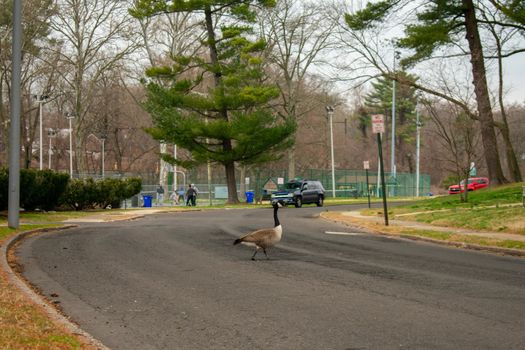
[
  {"left": 131, "top": 0, "right": 296, "bottom": 203},
  {"left": 345, "top": 0, "right": 520, "bottom": 184}
]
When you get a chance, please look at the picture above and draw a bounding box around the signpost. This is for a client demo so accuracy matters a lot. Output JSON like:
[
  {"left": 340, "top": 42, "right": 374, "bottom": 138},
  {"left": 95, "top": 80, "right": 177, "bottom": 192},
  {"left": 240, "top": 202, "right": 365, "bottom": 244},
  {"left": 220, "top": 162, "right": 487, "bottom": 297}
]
[
  {"left": 363, "top": 160, "right": 371, "bottom": 208},
  {"left": 371, "top": 114, "right": 389, "bottom": 226}
]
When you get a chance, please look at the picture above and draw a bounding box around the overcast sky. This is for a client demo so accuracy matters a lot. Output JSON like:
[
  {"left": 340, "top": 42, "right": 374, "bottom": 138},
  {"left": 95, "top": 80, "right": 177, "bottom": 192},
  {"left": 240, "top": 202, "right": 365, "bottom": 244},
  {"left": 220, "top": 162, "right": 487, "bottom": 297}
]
[{"left": 503, "top": 54, "right": 525, "bottom": 104}]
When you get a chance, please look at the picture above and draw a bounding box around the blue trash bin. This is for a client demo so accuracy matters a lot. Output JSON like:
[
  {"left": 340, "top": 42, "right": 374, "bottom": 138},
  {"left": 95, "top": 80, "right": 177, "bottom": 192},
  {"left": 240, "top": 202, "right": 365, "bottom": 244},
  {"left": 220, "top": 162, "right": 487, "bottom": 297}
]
[
  {"left": 143, "top": 195, "right": 152, "bottom": 208},
  {"left": 245, "top": 191, "right": 254, "bottom": 203}
]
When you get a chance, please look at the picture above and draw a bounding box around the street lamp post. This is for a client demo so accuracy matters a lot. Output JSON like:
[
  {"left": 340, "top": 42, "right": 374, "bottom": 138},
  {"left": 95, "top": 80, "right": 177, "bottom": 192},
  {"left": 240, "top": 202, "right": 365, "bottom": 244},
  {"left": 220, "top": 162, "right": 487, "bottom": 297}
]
[
  {"left": 47, "top": 128, "right": 56, "bottom": 169},
  {"left": 101, "top": 136, "right": 105, "bottom": 178},
  {"left": 33, "top": 94, "right": 48, "bottom": 170},
  {"left": 326, "top": 105, "right": 336, "bottom": 198},
  {"left": 391, "top": 51, "right": 401, "bottom": 180},
  {"left": 415, "top": 103, "right": 422, "bottom": 197},
  {"left": 66, "top": 113, "right": 75, "bottom": 178},
  {"left": 8, "top": 0, "right": 22, "bottom": 229},
  {"left": 88, "top": 133, "right": 106, "bottom": 178}
]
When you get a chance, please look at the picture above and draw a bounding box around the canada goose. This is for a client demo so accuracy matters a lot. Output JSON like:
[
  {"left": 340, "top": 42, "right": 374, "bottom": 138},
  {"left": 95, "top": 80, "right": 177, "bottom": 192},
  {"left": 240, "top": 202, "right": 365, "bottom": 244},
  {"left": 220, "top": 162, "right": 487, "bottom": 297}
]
[{"left": 233, "top": 202, "right": 283, "bottom": 260}]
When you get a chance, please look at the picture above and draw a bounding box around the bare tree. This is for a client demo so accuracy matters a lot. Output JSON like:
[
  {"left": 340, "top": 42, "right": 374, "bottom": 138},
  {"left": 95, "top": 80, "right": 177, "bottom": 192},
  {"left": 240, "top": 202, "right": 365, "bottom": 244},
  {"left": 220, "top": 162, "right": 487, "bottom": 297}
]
[
  {"left": 0, "top": 0, "right": 57, "bottom": 166},
  {"left": 424, "top": 99, "right": 483, "bottom": 202},
  {"left": 480, "top": 6, "right": 523, "bottom": 182},
  {"left": 259, "top": 0, "right": 336, "bottom": 179},
  {"left": 330, "top": 0, "right": 524, "bottom": 184},
  {"left": 48, "top": 0, "right": 139, "bottom": 174}
]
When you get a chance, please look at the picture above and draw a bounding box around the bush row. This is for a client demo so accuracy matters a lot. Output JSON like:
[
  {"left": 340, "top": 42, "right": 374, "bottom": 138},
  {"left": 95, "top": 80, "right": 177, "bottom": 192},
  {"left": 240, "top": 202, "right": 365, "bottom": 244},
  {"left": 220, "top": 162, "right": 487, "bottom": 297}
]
[
  {"left": 61, "top": 177, "right": 142, "bottom": 210},
  {"left": 0, "top": 168, "right": 70, "bottom": 211},
  {"left": 0, "top": 168, "right": 142, "bottom": 211}
]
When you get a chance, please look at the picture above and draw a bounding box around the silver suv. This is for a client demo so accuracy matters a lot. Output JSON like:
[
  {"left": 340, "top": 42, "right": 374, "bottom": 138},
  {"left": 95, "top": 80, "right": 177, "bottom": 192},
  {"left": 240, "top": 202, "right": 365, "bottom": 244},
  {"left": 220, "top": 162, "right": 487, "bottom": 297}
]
[{"left": 271, "top": 180, "right": 325, "bottom": 208}]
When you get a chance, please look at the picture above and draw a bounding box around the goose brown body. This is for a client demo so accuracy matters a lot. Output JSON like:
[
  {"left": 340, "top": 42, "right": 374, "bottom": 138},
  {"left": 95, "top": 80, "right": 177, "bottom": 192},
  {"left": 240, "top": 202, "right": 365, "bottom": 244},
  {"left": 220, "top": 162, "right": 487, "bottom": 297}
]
[{"left": 233, "top": 202, "right": 282, "bottom": 260}]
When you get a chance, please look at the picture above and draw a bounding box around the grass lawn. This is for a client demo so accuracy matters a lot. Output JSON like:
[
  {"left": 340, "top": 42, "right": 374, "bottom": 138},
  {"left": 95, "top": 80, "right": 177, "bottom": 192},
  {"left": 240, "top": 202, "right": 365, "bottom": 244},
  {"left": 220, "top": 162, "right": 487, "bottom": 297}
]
[
  {"left": 0, "top": 224, "right": 97, "bottom": 349},
  {"left": 362, "top": 182, "right": 525, "bottom": 234}
]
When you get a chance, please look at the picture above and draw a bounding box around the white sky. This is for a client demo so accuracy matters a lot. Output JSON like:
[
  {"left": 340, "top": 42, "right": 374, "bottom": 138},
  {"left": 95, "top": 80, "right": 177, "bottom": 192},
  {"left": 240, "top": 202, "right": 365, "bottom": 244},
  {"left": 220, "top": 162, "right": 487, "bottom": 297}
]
[{"left": 503, "top": 54, "right": 525, "bottom": 104}]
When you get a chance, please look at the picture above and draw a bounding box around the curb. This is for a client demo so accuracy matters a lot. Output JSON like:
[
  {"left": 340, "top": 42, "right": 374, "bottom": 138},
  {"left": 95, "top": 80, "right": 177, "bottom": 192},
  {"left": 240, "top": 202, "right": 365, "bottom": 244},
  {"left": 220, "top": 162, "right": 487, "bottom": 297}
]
[
  {"left": 320, "top": 212, "right": 525, "bottom": 258},
  {"left": 0, "top": 226, "right": 111, "bottom": 350}
]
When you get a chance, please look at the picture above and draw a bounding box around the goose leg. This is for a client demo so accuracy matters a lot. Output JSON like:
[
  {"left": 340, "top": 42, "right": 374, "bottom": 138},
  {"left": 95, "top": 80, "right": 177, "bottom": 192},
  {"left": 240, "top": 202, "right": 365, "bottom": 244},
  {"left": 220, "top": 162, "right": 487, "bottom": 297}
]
[{"left": 251, "top": 248, "right": 259, "bottom": 260}]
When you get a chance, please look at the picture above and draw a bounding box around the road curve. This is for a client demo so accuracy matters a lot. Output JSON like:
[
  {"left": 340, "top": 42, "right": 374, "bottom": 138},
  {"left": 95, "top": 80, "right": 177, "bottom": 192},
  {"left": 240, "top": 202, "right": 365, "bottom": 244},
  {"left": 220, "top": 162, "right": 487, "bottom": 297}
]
[{"left": 15, "top": 205, "right": 525, "bottom": 350}]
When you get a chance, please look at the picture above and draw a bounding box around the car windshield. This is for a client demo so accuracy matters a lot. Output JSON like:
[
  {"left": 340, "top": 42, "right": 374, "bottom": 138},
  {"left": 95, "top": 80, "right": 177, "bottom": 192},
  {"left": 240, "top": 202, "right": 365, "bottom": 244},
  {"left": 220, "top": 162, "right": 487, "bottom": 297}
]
[
  {"left": 284, "top": 182, "right": 301, "bottom": 190},
  {"left": 460, "top": 179, "right": 474, "bottom": 185}
]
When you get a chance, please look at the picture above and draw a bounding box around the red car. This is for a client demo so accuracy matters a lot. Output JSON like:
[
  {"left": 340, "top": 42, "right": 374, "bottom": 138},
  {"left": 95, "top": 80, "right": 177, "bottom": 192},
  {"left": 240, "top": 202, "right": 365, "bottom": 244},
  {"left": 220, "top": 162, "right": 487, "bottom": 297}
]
[{"left": 448, "top": 177, "right": 489, "bottom": 194}]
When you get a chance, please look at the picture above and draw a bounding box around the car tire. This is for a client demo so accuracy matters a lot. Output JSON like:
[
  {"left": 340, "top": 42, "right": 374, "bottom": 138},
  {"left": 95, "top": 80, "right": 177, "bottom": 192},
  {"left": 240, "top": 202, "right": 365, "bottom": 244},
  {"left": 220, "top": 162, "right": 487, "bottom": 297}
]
[
  {"left": 316, "top": 196, "right": 324, "bottom": 207},
  {"left": 294, "top": 197, "right": 302, "bottom": 208}
]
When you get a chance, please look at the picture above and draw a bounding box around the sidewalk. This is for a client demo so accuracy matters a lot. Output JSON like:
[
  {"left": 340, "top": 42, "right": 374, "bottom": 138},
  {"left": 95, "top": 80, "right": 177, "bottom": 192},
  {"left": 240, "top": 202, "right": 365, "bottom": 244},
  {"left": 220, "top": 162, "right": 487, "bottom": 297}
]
[
  {"left": 321, "top": 210, "right": 525, "bottom": 256},
  {"left": 61, "top": 208, "right": 170, "bottom": 223}
]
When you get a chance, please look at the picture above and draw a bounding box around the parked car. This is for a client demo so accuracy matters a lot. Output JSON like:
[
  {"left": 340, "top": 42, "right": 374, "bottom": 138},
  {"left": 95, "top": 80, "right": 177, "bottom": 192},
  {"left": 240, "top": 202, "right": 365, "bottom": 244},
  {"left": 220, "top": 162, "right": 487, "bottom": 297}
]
[
  {"left": 448, "top": 177, "right": 489, "bottom": 194},
  {"left": 271, "top": 179, "right": 325, "bottom": 207}
]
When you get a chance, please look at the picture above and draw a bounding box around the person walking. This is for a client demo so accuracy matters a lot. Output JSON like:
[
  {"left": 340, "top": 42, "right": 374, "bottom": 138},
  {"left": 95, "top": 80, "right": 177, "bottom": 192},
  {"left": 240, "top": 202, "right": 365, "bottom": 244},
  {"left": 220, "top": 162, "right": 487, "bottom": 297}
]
[
  {"left": 156, "top": 184, "right": 165, "bottom": 206},
  {"left": 186, "top": 184, "right": 197, "bottom": 206},
  {"left": 169, "top": 190, "right": 179, "bottom": 206},
  {"left": 177, "top": 186, "right": 185, "bottom": 205}
]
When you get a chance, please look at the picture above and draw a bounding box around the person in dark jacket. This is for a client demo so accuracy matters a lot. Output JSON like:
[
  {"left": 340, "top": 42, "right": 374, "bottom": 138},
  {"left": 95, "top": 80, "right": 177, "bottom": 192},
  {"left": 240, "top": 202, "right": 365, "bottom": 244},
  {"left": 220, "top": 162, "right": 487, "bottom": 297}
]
[{"left": 186, "top": 184, "right": 197, "bottom": 206}]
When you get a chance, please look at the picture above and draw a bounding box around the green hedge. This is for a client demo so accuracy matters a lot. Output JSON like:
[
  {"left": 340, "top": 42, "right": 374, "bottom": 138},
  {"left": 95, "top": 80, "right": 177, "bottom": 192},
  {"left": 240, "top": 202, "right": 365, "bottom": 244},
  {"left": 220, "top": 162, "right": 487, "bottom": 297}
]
[
  {"left": 0, "top": 169, "right": 142, "bottom": 211},
  {"left": 0, "top": 168, "right": 70, "bottom": 211},
  {"left": 60, "top": 177, "right": 142, "bottom": 210}
]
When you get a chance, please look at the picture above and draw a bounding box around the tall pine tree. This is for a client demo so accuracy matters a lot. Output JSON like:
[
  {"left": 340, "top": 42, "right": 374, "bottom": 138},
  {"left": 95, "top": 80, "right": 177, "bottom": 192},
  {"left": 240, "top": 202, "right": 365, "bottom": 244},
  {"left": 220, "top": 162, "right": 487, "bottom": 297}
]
[
  {"left": 346, "top": 0, "right": 514, "bottom": 185},
  {"left": 365, "top": 72, "right": 418, "bottom": 172},
  {"left": 131, "top": 1, "right": 296, "bottom": 203}
]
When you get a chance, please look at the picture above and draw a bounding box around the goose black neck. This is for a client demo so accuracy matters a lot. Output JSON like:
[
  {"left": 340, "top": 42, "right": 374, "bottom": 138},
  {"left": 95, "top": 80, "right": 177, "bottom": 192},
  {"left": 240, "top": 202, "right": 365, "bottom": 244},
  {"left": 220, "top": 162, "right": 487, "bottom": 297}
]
[{"left": 273, "top": 205, "right": 280, "bottom": 227}]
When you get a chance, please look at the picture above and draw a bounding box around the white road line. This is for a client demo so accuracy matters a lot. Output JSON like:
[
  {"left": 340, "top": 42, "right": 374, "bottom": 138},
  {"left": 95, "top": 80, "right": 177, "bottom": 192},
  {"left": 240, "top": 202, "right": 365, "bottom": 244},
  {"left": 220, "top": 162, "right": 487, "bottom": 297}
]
[{"left": 324, "top": 231, "right": 364, "bottom": 236}]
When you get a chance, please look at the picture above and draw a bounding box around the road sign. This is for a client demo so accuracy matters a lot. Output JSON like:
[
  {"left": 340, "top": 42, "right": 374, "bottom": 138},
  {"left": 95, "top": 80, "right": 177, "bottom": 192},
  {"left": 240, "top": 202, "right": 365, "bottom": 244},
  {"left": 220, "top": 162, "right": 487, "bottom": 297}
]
[
  {"left": 371, "top": 114, "right": 385, "bottom": 134},
  {"left": 363, "top": 161, "right": 370, "bottom": 170}
]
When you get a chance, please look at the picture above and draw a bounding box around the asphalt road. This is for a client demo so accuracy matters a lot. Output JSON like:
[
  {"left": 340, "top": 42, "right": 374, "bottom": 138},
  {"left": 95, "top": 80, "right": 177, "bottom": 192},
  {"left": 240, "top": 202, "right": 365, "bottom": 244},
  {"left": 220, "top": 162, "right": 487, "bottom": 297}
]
[{"left": 17, "top": 204, "right": 525, "bottom": 350}]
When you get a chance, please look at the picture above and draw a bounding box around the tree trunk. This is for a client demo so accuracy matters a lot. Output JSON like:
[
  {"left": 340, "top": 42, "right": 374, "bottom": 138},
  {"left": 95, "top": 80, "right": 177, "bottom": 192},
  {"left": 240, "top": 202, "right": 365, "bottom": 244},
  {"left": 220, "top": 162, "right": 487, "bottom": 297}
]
[
  {"left": 499, "top": 125, "right": 522, "bottom": 182},
  {"left": 492, "top": 22, "right": 522, "bottom": 183},
  {"left": 463, "top": 0, "right": 507, "bottom": 185},
  {"left": 225, "top": 159, "right": 238, "bottom": 204},
  {"left": 205, "top": 5, "right": 239, "bottom": 203}
]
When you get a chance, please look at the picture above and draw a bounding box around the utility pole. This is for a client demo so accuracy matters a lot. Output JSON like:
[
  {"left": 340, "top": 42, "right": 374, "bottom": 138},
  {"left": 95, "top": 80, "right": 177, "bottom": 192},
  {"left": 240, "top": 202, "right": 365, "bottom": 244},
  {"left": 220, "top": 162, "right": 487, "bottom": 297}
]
[
  {"left": 415, "top": 103, "right": 421, "bottom": 197},
  {"left": 34, "top": 94, "right": 48, "bottom": 170},
  {"left": 8, "top": 0, "right": 22, "bottom": 229},
  {"left": 391, "top": 51, "right": 401, "bottom": 181},
  {"left": 48, "top": 128, "right": 56, "bottom": 169},
  {"left": 173, "top": 144, "right": 177, "bottom": 193},
  {"left": 66, "top": 113, "right": 75, "bottom": 178},
  {"left": 326, "top": 106, "right": 336, "bottom": 199}
]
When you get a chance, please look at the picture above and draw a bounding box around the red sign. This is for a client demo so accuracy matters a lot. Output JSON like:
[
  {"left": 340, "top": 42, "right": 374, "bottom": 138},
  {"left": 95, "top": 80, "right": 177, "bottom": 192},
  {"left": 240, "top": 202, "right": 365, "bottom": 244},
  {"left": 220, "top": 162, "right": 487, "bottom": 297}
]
[{"left": 371, "top": 114, "right": 385, "bottom": 134}]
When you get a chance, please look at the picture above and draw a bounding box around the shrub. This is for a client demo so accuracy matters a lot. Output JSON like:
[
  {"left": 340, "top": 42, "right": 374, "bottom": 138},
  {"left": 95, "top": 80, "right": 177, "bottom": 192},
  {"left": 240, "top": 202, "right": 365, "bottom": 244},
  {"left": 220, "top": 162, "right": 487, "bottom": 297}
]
[
  {"left": 60, "top": 178, "right": 99, "bottom": 210},
  {"left": 0, "top": 168, "right": 70, "bottom": 211},
  {"left": 60, "top": 177, "right": 142, "bottom": 210},
  {"left": 22, "top": 170, "right": 70, "bottom": 211},
  {"left": 0, "top": 168, "right": 8, "bottom": 210}
]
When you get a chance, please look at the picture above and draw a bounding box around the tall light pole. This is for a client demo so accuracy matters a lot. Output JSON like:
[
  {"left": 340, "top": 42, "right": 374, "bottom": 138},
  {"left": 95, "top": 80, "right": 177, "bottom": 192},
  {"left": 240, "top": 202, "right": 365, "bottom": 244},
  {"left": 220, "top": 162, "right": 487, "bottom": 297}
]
[
  {"left": 101, "top": 135, "right": 106, "bottom": 178},
  {"left": 415, "top": 102, "right": 422, "bottom": 197},
  {"left": 326, "top": 105, "right": 336, "bottom": 198},
  {"left": 88, "top": 133, "right": 106, "bottom": 178},
  {"left": 33, "top": 94, "right": 48, "bottom": 170},
  {"left": 391, "top": 51, "right": 401, "bottom": 180},
  {"left": 173, "top": 144, "right": 177, "bottom": 193},
  {"left": 48, "top": 128, "right": 56, "bottom": 169},
  {"left": 8, "top": 0, "right": 22, "bottom": 229},
  {"left": 66, "top": 113, "right": 75, "bottom": 178}
]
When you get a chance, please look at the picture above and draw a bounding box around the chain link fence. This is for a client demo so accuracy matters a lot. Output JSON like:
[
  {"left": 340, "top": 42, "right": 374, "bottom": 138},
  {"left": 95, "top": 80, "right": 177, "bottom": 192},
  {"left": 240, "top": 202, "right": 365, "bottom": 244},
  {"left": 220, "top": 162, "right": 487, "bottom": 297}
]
[{"left": 77, "top": 168, "right": 431, "bottom": 207}]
